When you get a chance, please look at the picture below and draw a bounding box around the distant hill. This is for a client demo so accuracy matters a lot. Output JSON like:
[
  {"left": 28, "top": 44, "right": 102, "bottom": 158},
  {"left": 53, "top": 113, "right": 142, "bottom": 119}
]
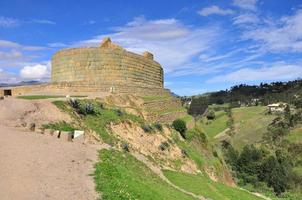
[
  {"left": 0, "top": 81, "right": 44, "bottom": 87},
  {"left": 188, "top": 79, "right": 302, "bottom": 116}
]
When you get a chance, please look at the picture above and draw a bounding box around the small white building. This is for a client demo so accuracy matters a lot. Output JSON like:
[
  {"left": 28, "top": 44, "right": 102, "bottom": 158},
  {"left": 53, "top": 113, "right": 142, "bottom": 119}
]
[{"left": 267, "top": 103, "right": 287, "bottom": 112}]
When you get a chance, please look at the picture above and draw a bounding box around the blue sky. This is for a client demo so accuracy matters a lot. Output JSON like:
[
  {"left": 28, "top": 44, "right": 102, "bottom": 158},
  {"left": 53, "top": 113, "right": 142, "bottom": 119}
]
[{"left": 1, "top": 0, "right": 302, "bottom": 95}]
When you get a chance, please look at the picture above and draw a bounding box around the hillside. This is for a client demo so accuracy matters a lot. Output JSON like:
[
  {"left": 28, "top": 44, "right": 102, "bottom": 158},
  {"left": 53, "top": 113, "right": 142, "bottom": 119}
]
[
  {"left": 187, "top": 80, "right": 302, "bottom": 199},
  {"left": 1, "top": 91, "right": 301, "bottom": 200},
  {"left": 36, "top": 94, "right": 270, "bottom": 200}
]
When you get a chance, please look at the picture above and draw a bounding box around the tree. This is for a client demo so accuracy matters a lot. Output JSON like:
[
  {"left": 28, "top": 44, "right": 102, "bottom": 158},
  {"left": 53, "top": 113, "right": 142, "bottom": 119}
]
[
  {"left": 172, "top": 119, "right": 187, "bottom": 139},
  {"left": 188, "top": 96, "right": 209, "bottom": 116},
  {"left": 263, "top": 117, "right": 290, "bottom": 145},
  {"left": 206, "top": 110, "right": 215, "bottom": 120}
]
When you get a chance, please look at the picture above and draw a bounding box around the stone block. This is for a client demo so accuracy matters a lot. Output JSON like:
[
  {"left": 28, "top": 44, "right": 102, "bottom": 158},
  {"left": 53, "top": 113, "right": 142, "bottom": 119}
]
[{"left": 59, "top": 131, "right": 73, "bottom": 141}]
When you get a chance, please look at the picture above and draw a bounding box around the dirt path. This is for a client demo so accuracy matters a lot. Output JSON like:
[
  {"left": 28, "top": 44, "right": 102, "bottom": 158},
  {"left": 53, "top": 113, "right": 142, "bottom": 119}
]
[
  {"left": 0, "top": 97, "right": 71, "bottom": 129},
  {"left": 0, "top": 125, "right": 99, "bottom": 200}
]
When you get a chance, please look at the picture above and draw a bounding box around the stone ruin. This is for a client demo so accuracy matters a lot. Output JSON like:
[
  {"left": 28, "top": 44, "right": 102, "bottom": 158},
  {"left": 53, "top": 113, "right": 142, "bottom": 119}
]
[{"left": 0, "top": 37, "right": 171, "bottom": 96}]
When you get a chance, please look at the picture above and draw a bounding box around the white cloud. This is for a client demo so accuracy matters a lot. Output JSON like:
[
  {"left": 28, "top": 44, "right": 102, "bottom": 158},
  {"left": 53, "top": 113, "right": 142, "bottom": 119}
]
[
  {"left": 0, "top": 16, "right": 19, "bottom": 28},
  {"left": 233, "top": 0, "right": 258, "bottom": 11},
  {"left": 233, "top": 13, "right": 259, "bottom": 25},
  {"left": 20, "top": 63, "right": 50, "bottom": 80},
  {"left": 0, "top": 50, "right": 23, "bottom": 60},
  {"left": 75, "top": 16, "right": 220, "bottom": 73},
  {"left": 31, "top": 19, "right": 56, "bottom": 25},
  {"left": 48, "top": 42, "right": 67, "bottom": 48},
  {"left": 242, "top": 9, "right": 302, "bottom": 52},
  {"left": 198, "top": 6, "right": 234, "bottom": 16},
  {"left": 207, "top": 63, "right": 302, "bottom": 83},
  {"left": 0, "top": 39, "right": 45, "bottom": 51},
  {"left": 0, "top": 70, "right": 21, "bottom": 83}
]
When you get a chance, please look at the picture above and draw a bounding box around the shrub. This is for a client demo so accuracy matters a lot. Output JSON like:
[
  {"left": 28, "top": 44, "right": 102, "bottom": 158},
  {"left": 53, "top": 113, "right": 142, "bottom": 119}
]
[
  {"left": 181, "top": 149, "right": 188, "bottom": 157},
  {"left": 141, "top": 124, "right": 153, "bottom": 133},
  {"left": 85, "top": 103, "right": 95, "bottom": 114},
  {"left": 153, "top": 122, "right": 163, "bottom": 132},
  {"left": 172, "top": 119, "right": 187, "bottom": 139},
  {"left": 206, "top": 110, "right": 215, "bottom": 120},
  {"left": 159, "top": 141, "right": 170, "bottom": 151},
  {"left": 116, "top": 109, "right": 124, "bottom": 117},
  {"left": 122, "top": 142, "right": 130, "bottom": 152},
  {"left": 70, "top": 98, "right": 80, "bottom": 109}
]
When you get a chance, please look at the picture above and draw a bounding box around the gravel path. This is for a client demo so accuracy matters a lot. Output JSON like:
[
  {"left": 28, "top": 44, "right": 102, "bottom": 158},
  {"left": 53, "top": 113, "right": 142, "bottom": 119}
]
[{"left": 0, "top": 125, "right": 99, "bottom": 200}]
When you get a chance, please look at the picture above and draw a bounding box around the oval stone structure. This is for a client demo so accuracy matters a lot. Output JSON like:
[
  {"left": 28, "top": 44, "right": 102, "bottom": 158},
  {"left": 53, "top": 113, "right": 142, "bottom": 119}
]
[
  {"left": 2, "top": 38, "right": 171, "bottom": 96},
  {"left": 51, "top": 38, "right": 164, "bottom": 90}
]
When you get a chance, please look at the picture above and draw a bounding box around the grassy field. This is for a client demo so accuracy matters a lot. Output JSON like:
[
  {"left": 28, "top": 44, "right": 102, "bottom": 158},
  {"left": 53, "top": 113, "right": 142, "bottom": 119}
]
[
  {"left": 94, "top": 149, "right": 195, "bottom": 200},
  {"left": 18, "top": 95, "right": 86, "bottom": 100},
  {"left": 231, "top": 106, "right": 275, "bottom": 149},
  {"left": 199, "top": 111, "right": 229, "bottom": 140},
  {"left": 287, "top": 126, "right": 302, "bottom": 143},
  {"left": 164, "top": 170, "right": 262, "bottom": 200},
  {"left": 42, "top": 121, "right": 76, "bottom": 132}
]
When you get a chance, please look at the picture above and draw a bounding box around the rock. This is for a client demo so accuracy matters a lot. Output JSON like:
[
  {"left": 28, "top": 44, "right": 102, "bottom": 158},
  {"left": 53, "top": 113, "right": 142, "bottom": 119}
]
[
  {"left": 53, "top": 130, "right": 60, "bottom": 138},
  {"left": 73, "top": 130, "right": 84, "bottom": 139},
  {"left": 59, "top": 131, "right": 72, "bottom": 141},
  {"left": 29, "top": 123, "right": 36, "bottom": 132},
  {"left": 44, "top": 129, "right": 53, "bottom": 135}
]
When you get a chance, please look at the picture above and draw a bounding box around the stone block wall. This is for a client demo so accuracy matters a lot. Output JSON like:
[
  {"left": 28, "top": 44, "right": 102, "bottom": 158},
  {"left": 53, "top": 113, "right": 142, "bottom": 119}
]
[{"left": 51, "top": 44, "right": 164, "bottom": 91}]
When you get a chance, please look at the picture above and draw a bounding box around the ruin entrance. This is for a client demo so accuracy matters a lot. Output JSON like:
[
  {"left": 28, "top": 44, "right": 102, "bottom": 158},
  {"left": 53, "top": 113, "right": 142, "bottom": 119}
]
[{"left": 4, "top": 89, "right": 12, "bottom": 96}]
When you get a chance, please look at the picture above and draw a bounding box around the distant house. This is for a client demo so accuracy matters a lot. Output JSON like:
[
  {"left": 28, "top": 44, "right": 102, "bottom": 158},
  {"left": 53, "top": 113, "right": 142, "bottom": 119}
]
[{"left": 267, "top": 103, "right": 287, "bottom": 112}]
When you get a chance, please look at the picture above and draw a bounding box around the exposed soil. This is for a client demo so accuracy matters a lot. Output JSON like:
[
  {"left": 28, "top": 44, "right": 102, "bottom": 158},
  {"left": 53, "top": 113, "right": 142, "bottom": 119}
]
[
  {"left": 0, "top": 97, "right": 71, "bottom": 129},
  {"left": 0, "top": 125, "right": 100, "bottom": 200},
  {"left": 110, "top": 121, "right": 198, "bottom": 173},
  {"left": 0, "top": 97, "right": 100, "bottom": 200}
]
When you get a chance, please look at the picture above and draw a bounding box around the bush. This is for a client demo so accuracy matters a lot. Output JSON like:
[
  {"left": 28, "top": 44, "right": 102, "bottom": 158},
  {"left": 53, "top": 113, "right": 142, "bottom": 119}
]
[
  {"left": 159, "top": 141, "right": 170, "bottom": 151},
  {"left": 154, "top": 122, "right": 163, "bottom": 132},
  {"left": 181, "top": 149, "right": 188, "bottom": 157},
  {"left": 85, "top": 103, "right": 95, "bottom": 114},
  {"left": 70, "top": 98, "right": 80, "bottom": 109},
  {"left": 122, "top": 142, "right": 130, "bottom": 152},
  {"left": 141, "top": 124, "right": 153, "bottom": 133},
  {"left": 77, "top": 102, "right": 96, "bottom": 115},
  {"left": 116, "top": 109, "right": 124, "bottom": 117},
  {"left": 206, "top": 110, "right": 215, "bottom": 120},
  {"left": 172, "top": 119, "right": 187, "bottom": 139}
]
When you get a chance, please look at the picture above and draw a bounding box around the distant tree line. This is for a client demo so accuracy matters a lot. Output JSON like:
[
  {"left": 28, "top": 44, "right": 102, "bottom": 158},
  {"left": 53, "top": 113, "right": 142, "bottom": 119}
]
[{"left": 187, "top": 79, "right": 302, "bottom": 116}]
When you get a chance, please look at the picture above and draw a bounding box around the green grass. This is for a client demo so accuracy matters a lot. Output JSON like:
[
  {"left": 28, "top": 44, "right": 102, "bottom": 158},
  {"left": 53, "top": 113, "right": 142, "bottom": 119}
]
[
  {"left": 53, "top": 100, "right": 143, "bottom": 145},
  {"left": 42, "top": 121, "right": 76, "bottom": 132},
  {"left": 231, "top": 106, "right": 275, "bottom": 149},
  {"left": 287, "top": 126, "right": 302, "bottom": 143},
  {"left": 18, "top": 95, "right": 86, "bottom": 100},
  {"left": 94, "top": 149, "right": 195, "bottom": 200},
  {"left": 180, "top": 114, "right": 194, "bottom": 123},
  {"left": 200, "top": 111, "right": 229, "bottom": 140},
  {"left": 140, "top": 95, "right": 171, "bottom": 102},
  {"left": 164, "top": 170, "right": 262, "bottom": 200},
  {"left": 209, "top": 103, "right": 230, "bottom": 111}
]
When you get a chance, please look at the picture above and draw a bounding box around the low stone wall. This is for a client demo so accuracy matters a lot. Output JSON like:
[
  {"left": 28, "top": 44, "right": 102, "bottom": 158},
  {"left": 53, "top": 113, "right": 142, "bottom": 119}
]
[
  {"left": 143, "top": 97, "right": 182, "bottom": 111},
  {"left": 142, "top": 97, "right": 187, "bottom": 123},
  {"left": 5, "top": 82, "right": 171, "bottom": 97},
  {"left": 146, "top": 110, "right": 187, "bottom": 123}
]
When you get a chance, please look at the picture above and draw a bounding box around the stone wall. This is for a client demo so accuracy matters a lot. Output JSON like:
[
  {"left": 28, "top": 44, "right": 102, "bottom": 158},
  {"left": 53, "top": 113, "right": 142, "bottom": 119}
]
[
  {"left": 51, "top": 38, "right": 164, "bottom": 91},
  {"left": 5, "top": 82, "right": 171, "bottom": 97},
  {"left": 143, "top": 98, "right": 182, "bottom": 111},
  {"left": 4, "top": 38, "right": 170, "bottom": 97}
]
